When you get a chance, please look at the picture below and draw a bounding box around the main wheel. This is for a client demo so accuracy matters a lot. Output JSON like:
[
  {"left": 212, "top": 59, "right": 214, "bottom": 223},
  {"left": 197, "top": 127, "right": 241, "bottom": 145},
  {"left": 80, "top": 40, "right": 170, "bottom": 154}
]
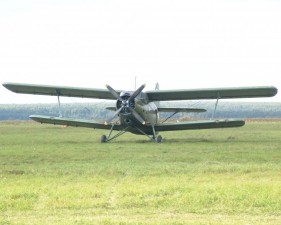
[
  {"left": 100, "top": 135, "right": 107, "bottom": 143},
  {"left": 156, "top": 135, "right": 162, "bottom": 143}
]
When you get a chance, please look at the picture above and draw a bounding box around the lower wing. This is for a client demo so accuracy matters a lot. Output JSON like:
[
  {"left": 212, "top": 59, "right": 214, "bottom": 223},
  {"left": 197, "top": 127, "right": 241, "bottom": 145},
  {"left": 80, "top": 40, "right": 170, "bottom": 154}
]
[
  {"left": 154, "top": 119, "right": 245, "bottom": 131},
  {"left": 29, "top": 115, "right": 123, "bottom": 130},
  {"left": 30, "top": 115, "right": 244, "bottom": 134}
]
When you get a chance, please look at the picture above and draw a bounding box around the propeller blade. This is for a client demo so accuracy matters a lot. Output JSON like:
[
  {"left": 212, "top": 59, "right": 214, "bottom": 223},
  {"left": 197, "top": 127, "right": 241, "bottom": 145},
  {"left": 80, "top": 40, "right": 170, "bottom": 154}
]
[
  {"left": 104, "top": 107, "right": 123, "bottom": 125},
  {"left": 129, "top": 108, "right": 146, "bottom": 125},
  {"left": 106, "top": 84, "right": 122, "bottom": 101},
  {"left": 128, "top": 84, "right": 146, "bottom": 101}
]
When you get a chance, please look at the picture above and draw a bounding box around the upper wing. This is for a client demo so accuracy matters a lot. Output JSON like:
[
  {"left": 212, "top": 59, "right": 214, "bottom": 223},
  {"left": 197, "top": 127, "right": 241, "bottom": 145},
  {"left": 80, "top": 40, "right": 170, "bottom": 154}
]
[
  {"left": 29, "top": 115, "right": 124, "bottom": 130},
  {"left": 3, "top": 82, "right": 119, "bottom": 100},
  {"left": 154, "top": 119, "right": 245, "bottom": 132},
  {"left": 4, "top": 83, "right": 278, "bottom": 101},
  {"left": 145, "top": 86, "right": 278, "bottom": 101}
]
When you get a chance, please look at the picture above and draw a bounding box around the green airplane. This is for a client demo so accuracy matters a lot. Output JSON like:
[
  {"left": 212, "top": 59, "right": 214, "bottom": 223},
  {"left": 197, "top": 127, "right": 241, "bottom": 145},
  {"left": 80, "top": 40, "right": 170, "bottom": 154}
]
[{"left": 2, "top": 82, "right": 278, "bottom": 143}]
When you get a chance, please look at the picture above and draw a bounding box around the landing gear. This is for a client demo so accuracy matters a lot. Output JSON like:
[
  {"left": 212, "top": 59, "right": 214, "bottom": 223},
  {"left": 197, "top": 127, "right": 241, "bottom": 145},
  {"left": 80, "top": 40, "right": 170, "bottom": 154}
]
[
  {"left": 151, "top": 125, "right": 162, "bottom": 143},
  {"left": 100, "top": 124, "right": 163, "bottom": 143},
  {"left": 100, "top": 135, "right": 107, "bottom": 143},
  {"left": 100, "top": 125, "right": 130, "bottom": 143},
  {"left": 155, "top": 135, "right": 162, "bottom": 143}
]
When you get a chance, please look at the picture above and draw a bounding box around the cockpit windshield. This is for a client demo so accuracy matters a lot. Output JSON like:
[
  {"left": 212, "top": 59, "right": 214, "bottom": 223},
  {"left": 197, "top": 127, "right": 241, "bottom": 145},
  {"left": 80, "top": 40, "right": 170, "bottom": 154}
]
[{"left": 119, "top": 91, "right": 131, "bottom": 98}]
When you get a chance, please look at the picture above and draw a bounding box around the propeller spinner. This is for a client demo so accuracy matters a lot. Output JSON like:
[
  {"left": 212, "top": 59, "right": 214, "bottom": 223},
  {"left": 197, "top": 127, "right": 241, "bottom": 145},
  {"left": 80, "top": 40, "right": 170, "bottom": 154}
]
[{"left": 105, "top": 84, "right": 146, "bottom": 125}]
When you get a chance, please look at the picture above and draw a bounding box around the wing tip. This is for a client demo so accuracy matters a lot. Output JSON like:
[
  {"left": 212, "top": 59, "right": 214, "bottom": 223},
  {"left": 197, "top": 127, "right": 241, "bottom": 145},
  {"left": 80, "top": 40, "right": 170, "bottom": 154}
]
[
  {"left": 2, "top": 82, "right": 11, "bottom": 89},
  {"left": 273, "top": 86, "right": 278, "bottom": 96}
]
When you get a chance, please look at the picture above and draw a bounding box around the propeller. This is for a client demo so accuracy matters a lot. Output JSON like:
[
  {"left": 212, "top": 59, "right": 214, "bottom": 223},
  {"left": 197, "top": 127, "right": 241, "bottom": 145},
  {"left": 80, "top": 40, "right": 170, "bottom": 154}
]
[
  {"left": 130, "top": 108, "right": 146, "bottom": 125},
  {"left": 104, "top": 107, "right": 123, "bottom": 125},
  {"left": 128, "top": 84, "right": 146, "bottom": 101},
  {"left": 106, "top": 84, "right": 123, "bottom": 101},
  {"left": 104, "top": 84, "right": 146, "bottom": 125}
]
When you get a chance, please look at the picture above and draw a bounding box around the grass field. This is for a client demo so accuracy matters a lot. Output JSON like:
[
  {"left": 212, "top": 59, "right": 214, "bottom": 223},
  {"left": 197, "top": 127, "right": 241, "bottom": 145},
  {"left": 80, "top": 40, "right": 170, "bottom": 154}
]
[{"left": 0, "top": 120, "right": 281, "bottom": 224}]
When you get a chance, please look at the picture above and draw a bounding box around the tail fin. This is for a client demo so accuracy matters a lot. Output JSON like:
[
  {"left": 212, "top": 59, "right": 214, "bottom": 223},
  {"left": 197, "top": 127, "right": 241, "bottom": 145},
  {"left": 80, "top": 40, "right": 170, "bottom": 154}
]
[
  {"left": 154, "top": 82, "right": 160, "bottom": 107},
  {"left": 155, "top": 82, "right": 159, "bottom": 90}
]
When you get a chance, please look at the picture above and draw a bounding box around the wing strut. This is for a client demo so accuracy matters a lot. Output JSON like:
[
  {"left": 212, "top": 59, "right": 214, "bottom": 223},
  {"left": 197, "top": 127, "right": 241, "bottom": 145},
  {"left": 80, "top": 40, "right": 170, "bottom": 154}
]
[
  {"left": 162, "top": 112, "right": 178, "bottom": 123},
  {"left": 56, "top": 89, "right": 62, "bottom": 117},
  {"left": 212, "top": 92, "right": 220, "bottom": 119}
]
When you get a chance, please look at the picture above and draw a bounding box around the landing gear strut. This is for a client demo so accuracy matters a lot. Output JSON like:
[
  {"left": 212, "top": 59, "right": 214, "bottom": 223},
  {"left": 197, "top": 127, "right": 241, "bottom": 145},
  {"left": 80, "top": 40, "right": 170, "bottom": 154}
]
[
  {"left": 100, "top": 124, "right": 163, "bottom": 143},
  {"left": 100, "top": 125, "right": 130, "bottom": 143}
]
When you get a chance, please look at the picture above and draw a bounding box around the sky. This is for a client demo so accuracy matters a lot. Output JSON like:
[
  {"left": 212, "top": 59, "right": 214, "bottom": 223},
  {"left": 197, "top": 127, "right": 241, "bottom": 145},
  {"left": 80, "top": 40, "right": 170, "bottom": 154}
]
[{"left": 0, "top": 0, "right": 280, "bottom": 103}]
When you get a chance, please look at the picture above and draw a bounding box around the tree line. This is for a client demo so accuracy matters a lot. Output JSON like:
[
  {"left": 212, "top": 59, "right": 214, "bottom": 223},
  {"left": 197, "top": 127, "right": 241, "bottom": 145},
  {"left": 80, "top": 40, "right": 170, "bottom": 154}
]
[{"left": 0, "top": 101, "right": 280, "bottom": 121}]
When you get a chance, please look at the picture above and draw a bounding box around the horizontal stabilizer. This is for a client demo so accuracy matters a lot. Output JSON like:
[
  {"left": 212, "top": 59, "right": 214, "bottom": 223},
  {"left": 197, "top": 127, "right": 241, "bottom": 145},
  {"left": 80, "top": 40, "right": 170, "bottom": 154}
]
[
  {"left": 107, "top": 107, "right": 206, "bottom": 113},
  {"left": 106, "top": 107, "right": 116, "bottom": 111},
  {"left": 158, "top": 107, "right": 206, "bottom": 113}
]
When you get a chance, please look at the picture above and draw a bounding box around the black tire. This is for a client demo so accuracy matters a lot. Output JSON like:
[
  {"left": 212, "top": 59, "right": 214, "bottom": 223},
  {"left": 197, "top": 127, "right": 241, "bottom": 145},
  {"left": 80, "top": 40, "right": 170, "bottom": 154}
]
[
  {"left": 100, "top": 135, "right": 107, "bottom": 143},
  {"left": 156, "top": 135, "right": 162, "bottom": 143}
]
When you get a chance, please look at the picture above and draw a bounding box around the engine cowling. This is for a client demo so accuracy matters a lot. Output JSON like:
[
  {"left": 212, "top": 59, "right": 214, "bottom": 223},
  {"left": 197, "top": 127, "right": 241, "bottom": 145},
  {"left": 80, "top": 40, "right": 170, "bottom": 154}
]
[{"left": 116, "top": 92, "right": 135, "bottom": 114}]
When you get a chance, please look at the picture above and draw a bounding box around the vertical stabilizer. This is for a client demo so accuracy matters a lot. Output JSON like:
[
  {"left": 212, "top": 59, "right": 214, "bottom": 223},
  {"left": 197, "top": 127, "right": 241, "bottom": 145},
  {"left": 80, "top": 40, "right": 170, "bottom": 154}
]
[
  {"left": 154, "top": 82, "right": 160, "bottom": 107},
  {"left": 155, "top": 82, "right": 159, "bottom": 90}
]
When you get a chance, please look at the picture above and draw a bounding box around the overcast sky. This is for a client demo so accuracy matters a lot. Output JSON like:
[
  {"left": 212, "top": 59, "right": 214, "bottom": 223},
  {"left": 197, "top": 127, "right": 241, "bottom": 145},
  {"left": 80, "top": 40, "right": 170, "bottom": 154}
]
[{"left": 0, "top": 0, "right": 280, "bottom": 103}]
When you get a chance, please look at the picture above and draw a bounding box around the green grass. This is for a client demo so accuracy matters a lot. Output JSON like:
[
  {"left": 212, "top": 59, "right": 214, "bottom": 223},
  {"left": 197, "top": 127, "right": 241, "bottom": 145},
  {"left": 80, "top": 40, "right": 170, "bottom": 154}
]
[{"left": 0, "top": 120, "right": 281, "bottom": 224}]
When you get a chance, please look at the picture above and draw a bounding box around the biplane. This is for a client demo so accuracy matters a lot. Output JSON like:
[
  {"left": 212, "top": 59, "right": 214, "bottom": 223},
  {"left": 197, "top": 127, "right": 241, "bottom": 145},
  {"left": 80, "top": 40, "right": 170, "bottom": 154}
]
[{"left": 2, "top": 82, "right": 278, "bottom": 142}]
